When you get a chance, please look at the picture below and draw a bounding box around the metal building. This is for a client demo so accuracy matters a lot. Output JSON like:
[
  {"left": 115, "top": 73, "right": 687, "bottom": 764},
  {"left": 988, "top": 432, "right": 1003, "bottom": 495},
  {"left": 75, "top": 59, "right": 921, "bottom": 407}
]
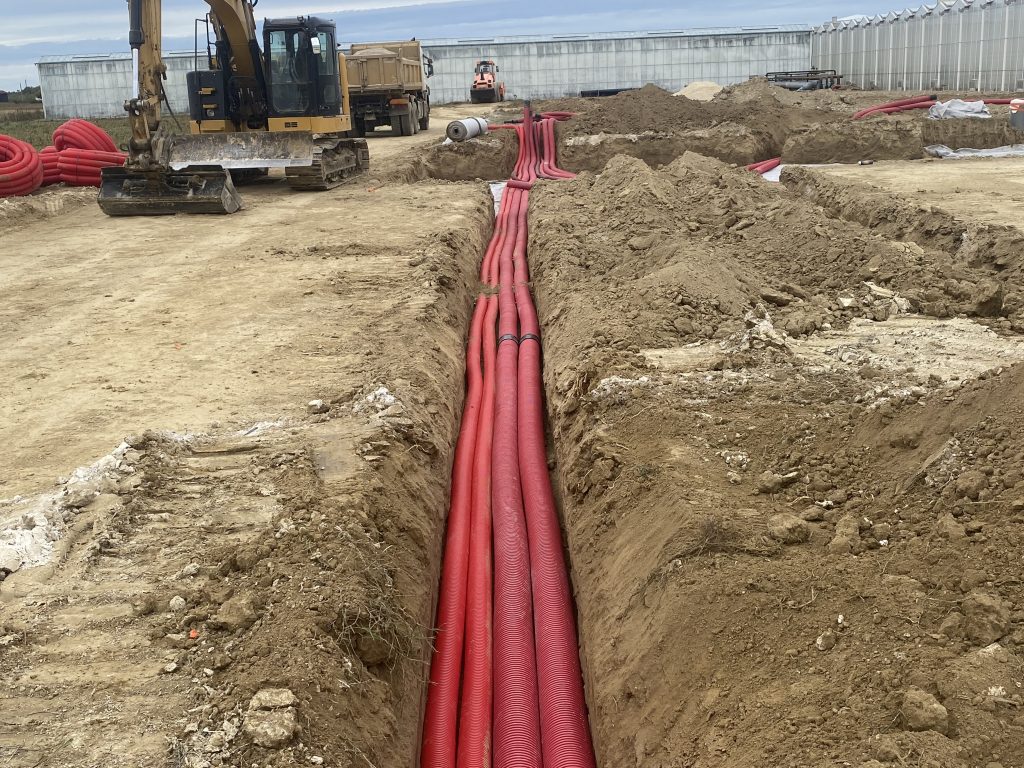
[
  {"left": 418, "top": 27, "right": 811, "bottom": 104},
  {"left": 36, "top": 51, "right": 205, "bottom": 119},
  {"left": 811, "top": 1, "right": 1024, "bottom": 92}
]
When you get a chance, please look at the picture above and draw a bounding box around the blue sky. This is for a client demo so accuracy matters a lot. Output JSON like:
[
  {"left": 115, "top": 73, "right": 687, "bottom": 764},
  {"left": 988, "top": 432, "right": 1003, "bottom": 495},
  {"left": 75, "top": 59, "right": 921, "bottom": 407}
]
[{"left": 1, "top": 0, "right": 907, "bottom": 90}]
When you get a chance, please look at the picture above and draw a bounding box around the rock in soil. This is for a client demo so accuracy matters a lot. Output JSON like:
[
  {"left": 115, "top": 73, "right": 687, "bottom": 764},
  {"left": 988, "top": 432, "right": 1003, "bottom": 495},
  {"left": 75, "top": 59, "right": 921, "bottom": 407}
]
[
  {"left": 901, "top": 687, "right": 949, "bottom": 733},
  {"left": 962, "top": 591, "right": 1011, "bottom": 644},
  {"left": 243, "top": 708, "right": 298, "bottom": 748},
  {"left": 767, "top": 512, "right": 810, "bottom": 544}
]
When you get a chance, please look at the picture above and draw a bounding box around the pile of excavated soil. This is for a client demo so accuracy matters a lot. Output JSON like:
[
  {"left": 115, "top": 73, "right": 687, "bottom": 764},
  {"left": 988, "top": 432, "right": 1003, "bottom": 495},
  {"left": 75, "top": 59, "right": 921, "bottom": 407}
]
[
  {"left": 538, "top": 81, "right": 1024, "bottom": 170},
  {"left": 528, "top": 153, "right": 1024, "bottom": 767},
  {"left": 543, "top": 83, "right": 856, "bottom": 169},
  {"left": 0, "top": 186, "right": 95, "bottom": 228},
  {"left": 384, "top": 130, "right": 519, "bottom": 183},
  {"left": 674, "top": 80, "right": 724, "bottom": 101}
]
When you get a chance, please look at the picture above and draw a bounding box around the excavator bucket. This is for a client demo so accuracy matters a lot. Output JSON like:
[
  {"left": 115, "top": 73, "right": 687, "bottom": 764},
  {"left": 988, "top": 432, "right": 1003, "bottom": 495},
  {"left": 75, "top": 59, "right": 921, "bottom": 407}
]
[
  {"left": 98, "top": 165, "right": 243, "bottom": 216},
  {"left": 167, "top": 132, "right": 315, "bottom": 170}
]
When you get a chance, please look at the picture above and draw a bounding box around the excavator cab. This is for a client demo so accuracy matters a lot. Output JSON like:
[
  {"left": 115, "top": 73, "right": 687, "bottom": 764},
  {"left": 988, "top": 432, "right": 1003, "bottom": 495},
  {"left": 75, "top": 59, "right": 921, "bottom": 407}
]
[{"left": 262, "top": 18, "right": 342, "bottom": 121}]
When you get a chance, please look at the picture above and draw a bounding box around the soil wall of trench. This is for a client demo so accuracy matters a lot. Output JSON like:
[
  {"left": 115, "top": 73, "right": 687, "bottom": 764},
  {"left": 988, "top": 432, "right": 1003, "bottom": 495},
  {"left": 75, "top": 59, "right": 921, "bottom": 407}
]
[
  {"left": 527, "top": 154, "right": 1024, "bottom": 767},
  {"left": 154, "top": 183, "right": 497, "bottom": 767}
]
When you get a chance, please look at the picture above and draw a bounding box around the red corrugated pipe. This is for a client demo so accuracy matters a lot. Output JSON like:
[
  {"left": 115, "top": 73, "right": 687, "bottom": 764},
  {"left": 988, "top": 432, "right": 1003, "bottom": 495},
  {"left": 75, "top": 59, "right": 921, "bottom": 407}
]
[
  {"left": 40, "top": 146, "right": 60, "bottom": 186},
  {"left": 422, "top": 104, "right": 593, "bottom": 768},
  {"left": 458, "top": 291, "right": 497, "bottom": 767},
  {"left": 0, "top": 135, "right": 44, "bottom": 196},
  {"left": 421, "top": 298, "right": 486, "bottom": 768},
  {"left": 56, "top": 147, "right": 126, "bottom": 186},
  {"left": 53, "top": 118, "right": 119, "bottom": 152}
]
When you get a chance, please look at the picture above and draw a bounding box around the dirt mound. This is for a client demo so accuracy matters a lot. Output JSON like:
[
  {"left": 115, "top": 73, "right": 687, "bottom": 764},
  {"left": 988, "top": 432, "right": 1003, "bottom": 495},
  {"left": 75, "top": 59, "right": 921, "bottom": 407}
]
[
  {"left": 532, "top": 153, "right": 1014, "bottom": 346},
  {"left": 544, "top": 82, "right": 848, "bottom": 170},
  {"left": 674, "top": 80, "right": 724, "bottom": 101},
  {"left": 713, "top": 76, "right": 803, "bottom": 106},
  {"left": 0, "top": 186, "right": 95, "bottom": 229},
  {"left": 565, "top": 84, "right": 718, "bottom": 134},
  {"left": 784, "top": 120, "right": 925, "bottom": 163},
  {"left": 384, "top": 131, "right": 518, "bottom": 183},
  {"left": 528, "top": 153, "right": 1024, "bottom": 767}
]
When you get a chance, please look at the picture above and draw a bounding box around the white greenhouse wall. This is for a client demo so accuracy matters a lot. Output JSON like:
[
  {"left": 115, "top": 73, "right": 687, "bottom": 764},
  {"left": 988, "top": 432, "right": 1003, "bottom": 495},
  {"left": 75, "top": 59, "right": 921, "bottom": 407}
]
[
  {"left": 38, "top": 27, "right": 812, "bottom": 120},
  {"left": 37, "top": 52, "right": 206, "bottom": 119},
  {"left": 417, "top": 28, "right": 811, "bottom": 104},
  {"left": 811, "top": 0, "right": 1024, "bottom": 92}
]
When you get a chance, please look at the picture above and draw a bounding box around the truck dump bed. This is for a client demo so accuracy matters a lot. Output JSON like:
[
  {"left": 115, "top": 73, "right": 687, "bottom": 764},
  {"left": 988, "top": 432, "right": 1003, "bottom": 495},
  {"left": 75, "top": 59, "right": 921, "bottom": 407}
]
[{"left": 347, "top": 41, "right": 425, "bottom": 93}]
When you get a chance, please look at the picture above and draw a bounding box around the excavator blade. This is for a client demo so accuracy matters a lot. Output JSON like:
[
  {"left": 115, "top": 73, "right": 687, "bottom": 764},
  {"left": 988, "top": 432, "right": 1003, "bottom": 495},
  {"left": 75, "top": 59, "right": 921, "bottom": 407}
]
[
  {"left": 98, "top": 165, "right": 242, "bottom": 216},
  {"left": 167, "top": 132, "right": 315, "bottom": 169}
]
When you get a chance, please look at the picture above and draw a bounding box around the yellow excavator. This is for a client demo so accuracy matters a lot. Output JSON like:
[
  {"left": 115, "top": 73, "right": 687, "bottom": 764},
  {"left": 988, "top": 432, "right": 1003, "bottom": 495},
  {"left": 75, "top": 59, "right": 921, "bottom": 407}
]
[{"left": 99, "top": 0, "right": 369, "bottom": 215}]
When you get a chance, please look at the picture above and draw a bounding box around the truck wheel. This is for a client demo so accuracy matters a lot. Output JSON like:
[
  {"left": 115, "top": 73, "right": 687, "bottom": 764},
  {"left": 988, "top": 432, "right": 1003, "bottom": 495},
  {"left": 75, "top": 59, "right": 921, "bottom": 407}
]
[
  {"left": 419, "top": 113, "right": 430, "bottom": 131},
  {"left": 351, "top": 118, "right": 365, "bottom": 138},
  {"left": 394, "top": 112, "right": 415, "bottom": 136}
]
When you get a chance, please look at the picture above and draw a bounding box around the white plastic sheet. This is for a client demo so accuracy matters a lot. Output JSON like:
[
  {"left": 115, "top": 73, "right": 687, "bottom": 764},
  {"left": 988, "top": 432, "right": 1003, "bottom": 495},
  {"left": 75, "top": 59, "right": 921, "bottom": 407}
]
[
  {"left": 927, "top": 99, "right": 991, "bottom": 120},
  {"left": 925, "top": 144, "right": 1024, "bottom": 159}
]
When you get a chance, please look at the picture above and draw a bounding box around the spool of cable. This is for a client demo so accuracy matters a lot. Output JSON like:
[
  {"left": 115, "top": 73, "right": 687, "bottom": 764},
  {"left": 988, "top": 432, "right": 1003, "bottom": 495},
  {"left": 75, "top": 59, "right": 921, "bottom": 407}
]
[{"left": 446, "top": 117, "right": 489, "bottom": 142}]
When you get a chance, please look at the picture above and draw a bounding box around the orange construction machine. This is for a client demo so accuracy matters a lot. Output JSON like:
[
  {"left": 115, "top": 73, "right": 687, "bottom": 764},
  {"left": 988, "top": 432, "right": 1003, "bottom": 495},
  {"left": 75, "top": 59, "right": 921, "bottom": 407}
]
[{"left": 470, "top": 60, "right": 505, "bottom": 103}]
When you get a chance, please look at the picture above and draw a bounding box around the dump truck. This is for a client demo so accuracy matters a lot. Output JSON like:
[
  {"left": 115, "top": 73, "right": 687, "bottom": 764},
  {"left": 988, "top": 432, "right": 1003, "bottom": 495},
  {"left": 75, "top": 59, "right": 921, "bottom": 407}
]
[{"left": 346, "top": 41, "right": 433, "bottom": 137}]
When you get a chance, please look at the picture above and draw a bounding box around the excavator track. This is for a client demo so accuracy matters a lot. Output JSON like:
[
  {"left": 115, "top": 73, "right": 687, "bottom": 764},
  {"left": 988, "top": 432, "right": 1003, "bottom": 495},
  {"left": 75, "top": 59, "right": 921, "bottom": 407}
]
[{"left": 285, "top": 137, "right": 370, "bottom": 191}]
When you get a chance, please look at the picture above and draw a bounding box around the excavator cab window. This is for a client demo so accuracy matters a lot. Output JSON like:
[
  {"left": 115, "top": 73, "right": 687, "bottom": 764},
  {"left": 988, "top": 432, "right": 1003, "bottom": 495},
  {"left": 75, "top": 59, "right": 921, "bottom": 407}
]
[
  {"left": 314, "top": 30, "right": 341, "bottom": 112},
  {"left": 267, "top": 29, "right": 312, "bottom": 115}
]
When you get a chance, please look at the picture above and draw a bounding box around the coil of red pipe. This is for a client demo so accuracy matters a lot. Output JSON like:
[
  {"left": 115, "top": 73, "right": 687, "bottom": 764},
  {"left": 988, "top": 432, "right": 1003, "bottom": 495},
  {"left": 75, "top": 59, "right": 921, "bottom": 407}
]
[
  {"left": 56, "top": 147, "right": 126, "bottom": 186},
  {"left": 40, "top": 146, "right": 60, "bottom": 186},
  {"left": 0, "top": 135, "right": 44, "bottom": 196},
  {"left": 53, "top": 118, "right": 119, "bottom": 153}
]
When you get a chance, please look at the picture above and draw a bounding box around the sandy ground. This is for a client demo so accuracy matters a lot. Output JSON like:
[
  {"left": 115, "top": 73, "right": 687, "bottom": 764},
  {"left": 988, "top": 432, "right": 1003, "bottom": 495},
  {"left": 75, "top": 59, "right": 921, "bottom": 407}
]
[
  {"left": 817, "top": 157, "right": 1024, "bottom": 230},
  {"left": 3, "top": 86, "right": 1024, "bottom": 768},
  {"left": 0, "top": 102, "right": 491, "bottom": 500},
  {"left": 0, "top": 103, "right": 494, "bottom": 768}
]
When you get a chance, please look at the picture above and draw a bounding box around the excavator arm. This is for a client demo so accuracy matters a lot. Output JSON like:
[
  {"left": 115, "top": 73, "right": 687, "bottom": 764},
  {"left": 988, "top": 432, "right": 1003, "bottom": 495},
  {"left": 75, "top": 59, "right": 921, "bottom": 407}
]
[{"left": 100, "top": 0, "right": 244, "bottom": 214}]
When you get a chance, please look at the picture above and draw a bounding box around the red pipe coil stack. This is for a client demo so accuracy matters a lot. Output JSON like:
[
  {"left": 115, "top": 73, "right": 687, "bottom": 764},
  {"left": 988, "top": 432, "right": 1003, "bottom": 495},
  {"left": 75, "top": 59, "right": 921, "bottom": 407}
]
[{"left": 0, "top": 119, "right": 124, "bottom": 196}]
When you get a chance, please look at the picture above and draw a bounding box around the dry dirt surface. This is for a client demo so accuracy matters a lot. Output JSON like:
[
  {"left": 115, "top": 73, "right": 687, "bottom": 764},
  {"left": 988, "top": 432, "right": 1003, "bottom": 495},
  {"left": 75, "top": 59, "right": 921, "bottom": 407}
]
[
  {"left": 529, "top": 153, "right": 1024, "bottom": 767},
  {"left": 0, "top": 106, "right": 496, "bottom": 768},
  {"left": 4, "top": 85, "right": 1024, "bottom": 768}
]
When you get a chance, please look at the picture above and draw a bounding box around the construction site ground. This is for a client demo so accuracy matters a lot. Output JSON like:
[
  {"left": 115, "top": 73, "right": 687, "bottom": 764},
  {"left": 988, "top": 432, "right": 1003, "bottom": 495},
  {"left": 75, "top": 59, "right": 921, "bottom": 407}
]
[{"left": 3, "top": 87, "right": 1024, "bottom": 768}]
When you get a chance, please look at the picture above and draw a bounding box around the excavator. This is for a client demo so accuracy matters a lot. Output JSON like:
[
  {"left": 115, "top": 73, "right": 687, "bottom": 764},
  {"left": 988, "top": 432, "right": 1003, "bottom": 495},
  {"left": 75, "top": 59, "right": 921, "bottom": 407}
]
[
  {"left": 98, "top": 0, "right": 369, "bottom": 215},
  {"left": 470, "top": 60, "right": 505, "bottom": 103}
]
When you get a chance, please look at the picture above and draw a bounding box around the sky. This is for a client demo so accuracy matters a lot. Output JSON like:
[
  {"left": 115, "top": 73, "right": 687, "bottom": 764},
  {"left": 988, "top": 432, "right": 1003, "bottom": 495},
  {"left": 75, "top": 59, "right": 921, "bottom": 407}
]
[{"left": 1, "top": 0, "right": 909, "bottom": 91}]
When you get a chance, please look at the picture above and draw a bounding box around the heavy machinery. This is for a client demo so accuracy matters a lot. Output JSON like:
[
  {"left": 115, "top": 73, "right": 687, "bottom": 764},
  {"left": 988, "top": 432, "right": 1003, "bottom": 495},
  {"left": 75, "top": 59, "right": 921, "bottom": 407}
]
[
  {"left": 470, "top": 60, "right": 505, "bottom": 103},
  {"left": 346, "top": 41, "right": 433, "bottom": 137},
  {"left": 98, "top": 0, "right": 369, "bottom": 215}
]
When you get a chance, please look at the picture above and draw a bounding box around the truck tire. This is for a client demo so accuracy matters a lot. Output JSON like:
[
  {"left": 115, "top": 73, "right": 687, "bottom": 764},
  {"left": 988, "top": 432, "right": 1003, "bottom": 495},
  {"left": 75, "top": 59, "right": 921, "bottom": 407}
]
[
  {"left": 351, "top": 117, "right": 366, "bottom": 138},
  {"left": 419, "top": 113, "right": 430, "bottom": 131},
  {"left": 392, "top": 112, "right": 415, "bottom": 136}
]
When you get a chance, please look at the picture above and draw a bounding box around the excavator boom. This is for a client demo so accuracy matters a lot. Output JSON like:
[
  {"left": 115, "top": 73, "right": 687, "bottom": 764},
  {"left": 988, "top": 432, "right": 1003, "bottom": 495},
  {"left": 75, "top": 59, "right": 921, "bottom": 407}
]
[{"left": 99, "top": 0, "right": 241, "bottom": 215}]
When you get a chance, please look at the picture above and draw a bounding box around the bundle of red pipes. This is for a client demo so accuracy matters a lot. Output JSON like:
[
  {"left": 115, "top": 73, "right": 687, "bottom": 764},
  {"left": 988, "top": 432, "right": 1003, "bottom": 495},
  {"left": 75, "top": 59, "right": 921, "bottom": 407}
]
[
  {"left": 0, "top": 119, "right": 124, "bottom": 197},
  {"left": 422, "top": 106, "right": 596, "bottom": 768},
  {"left": 747, "top": 92, "right": 1018, "bottom": 176}
]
